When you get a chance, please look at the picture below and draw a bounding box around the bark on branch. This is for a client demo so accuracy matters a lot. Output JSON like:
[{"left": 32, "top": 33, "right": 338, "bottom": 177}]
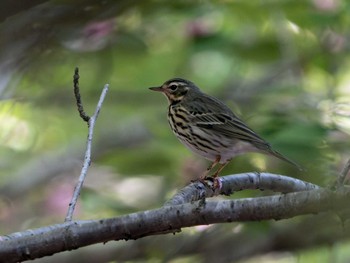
[{"left": 0, "top": 173, "right": 348, "bottom": 263}]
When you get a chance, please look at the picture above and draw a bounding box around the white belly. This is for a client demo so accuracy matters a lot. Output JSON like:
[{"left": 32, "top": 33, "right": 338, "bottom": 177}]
[{"left": 174, "top": 125, "right": 258, "bottom": 163}]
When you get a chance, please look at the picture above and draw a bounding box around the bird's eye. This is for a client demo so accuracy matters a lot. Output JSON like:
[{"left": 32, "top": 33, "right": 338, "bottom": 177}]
[{"left": 169, "top": 84, "right": 178, "bottom": 91}]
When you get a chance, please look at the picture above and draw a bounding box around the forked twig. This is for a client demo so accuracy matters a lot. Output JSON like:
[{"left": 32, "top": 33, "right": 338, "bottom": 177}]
[{"left": 65, "top": 68, "right": 109, "bottom": 222}]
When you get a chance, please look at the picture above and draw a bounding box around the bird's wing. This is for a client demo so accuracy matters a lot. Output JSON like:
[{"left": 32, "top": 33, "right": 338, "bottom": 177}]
[
  {"left": 185, "top": 95, "right": 269, "bottom": 149},
  {"left": 190, "top": 111, "right": 270, "bottom": 150},
  {"left": 185, "top": 95, "right": 302, "bottom": 170}
]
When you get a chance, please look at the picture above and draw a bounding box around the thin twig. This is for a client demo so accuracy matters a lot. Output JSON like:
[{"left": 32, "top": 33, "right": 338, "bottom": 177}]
[
  {"left": 65, "top": 70, "right": 109, "bottom": 222},
  {"left": 73, "top": 67, "right": 90, "bottom": 122},
  {"left": 338, "top": 158, "right": 350, "bottom": 187}
]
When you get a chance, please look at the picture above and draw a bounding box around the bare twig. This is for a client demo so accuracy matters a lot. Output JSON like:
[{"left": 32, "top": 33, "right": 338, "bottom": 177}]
[
  {"left": 73, "top": 67, "right": 90, "bottom": 122},
  {"left": 65, "top": 69, "right": 109, "bottom": 222},
  {"left": 338, "top": 158, "right": 350, "bottom": 187}
]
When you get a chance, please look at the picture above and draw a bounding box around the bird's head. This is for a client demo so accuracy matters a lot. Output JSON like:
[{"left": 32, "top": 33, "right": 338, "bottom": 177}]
[{"left": 149, "top": 78, "right": 200, "bottom": 104}]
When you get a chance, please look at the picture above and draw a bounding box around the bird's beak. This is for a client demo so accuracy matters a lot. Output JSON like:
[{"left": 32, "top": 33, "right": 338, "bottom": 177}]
[{"left": 149, "top": 86, "right": 163, "bottom": 92}]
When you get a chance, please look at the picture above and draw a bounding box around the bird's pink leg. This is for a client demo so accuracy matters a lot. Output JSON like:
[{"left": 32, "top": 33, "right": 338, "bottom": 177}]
[
  {"left": 213, "top": 161, "right": 229, "bottom": 178},
  {"left": 201, "top": 155, "right": 221, "bottom": 180},
  {"left": 212, "top": 159, "right": 231, "bottom": 189}
]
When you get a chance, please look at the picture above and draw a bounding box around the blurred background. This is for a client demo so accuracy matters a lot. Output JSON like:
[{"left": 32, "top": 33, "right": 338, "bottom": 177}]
[{"left": 0, "top": 0, "right": 350, "bottom": 262}]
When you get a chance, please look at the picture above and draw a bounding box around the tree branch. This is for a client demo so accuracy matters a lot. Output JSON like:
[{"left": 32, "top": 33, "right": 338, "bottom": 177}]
[
  {"left": 166, "top": 172, "right": 320, "bottom": 206},
  {"left": 65, "top": 68, "right": 109, "bottom": 222},
  {"left": 98, "top": 212, "right": 350, "bottom": 263},
  {"left": 0, "top": 173, "right": 348, "bottom": 263}
]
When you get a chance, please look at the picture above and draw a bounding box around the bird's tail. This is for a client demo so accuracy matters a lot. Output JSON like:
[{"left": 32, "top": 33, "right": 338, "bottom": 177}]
[{"left": 269, "top": 149, "right": 304, "bottom": 171}]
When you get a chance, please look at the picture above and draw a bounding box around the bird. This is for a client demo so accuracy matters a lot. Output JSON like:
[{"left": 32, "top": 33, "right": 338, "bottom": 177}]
[{"left": 149, "top": 78, "right": 302, "bottom": 188}]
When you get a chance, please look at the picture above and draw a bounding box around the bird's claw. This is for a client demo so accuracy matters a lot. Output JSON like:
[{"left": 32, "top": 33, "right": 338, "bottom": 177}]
[
  {"left": 194, "top": 176, "right": 222, "bottom": 192},
  {"left": 213, "top": 177, "right": 222, "bottom": 190}
]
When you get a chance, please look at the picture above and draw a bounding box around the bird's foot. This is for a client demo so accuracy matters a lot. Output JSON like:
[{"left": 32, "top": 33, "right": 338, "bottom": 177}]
[
  {"left": 213, "top": 177, "right": 222, "bottom": 190},
  {"left": 192, "top": 176, "right": 210, "bottom": 186},
  {"left": 193, "top": 176, "right": 222, "bottom": 192},
  {"left": 207, "top": 176, "right": 222, "bottom": 191}
]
